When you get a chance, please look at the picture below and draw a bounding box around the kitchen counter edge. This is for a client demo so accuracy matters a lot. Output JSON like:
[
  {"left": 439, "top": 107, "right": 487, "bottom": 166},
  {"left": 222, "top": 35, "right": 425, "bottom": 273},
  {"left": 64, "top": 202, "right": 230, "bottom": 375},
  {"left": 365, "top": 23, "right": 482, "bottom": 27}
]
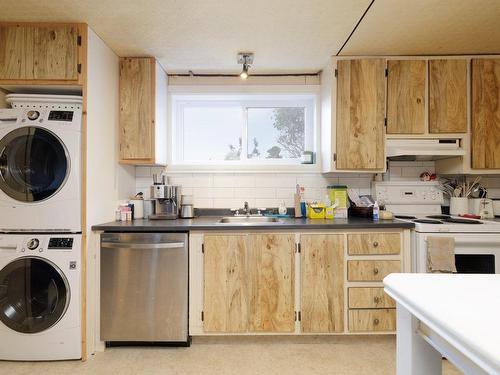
[{"left": 92, "top": 217, "right": 415, "bottom": 232}]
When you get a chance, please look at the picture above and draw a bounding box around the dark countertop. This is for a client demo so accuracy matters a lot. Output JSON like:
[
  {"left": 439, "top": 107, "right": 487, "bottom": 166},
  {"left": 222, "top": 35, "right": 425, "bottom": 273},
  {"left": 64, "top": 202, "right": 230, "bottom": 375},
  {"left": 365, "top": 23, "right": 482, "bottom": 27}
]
[{"left": 92, "top": 216, "right": 414, "bottom": 232}]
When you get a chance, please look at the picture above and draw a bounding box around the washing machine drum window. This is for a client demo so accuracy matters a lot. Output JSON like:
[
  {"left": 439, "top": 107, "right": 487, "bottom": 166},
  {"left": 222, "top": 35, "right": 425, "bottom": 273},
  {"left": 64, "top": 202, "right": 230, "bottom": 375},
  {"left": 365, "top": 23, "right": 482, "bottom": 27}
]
[
  {"left": 0, "top": 257, "right": 70, "bottom": 334},
  {"left": 0, "top": 127, "right": 69, "bottom": 202}
]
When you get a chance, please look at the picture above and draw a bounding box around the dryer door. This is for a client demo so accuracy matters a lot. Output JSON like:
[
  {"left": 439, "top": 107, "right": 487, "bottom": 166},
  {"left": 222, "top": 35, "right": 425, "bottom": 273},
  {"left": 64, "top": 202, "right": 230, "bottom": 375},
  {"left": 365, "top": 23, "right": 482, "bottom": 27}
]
[
  {"left": 0, "top": 126, "right": 69, "bottom": 202},
  {"left": 0, "top": 257, "right": 70, "bottom": 333}
]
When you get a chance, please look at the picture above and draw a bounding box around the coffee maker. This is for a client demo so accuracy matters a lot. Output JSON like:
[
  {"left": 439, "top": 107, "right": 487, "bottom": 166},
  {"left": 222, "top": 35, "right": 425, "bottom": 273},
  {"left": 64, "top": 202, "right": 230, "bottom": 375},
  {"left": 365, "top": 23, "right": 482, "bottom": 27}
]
[{"left": 149, "top": 176, "right": 181, "bottom": 219}]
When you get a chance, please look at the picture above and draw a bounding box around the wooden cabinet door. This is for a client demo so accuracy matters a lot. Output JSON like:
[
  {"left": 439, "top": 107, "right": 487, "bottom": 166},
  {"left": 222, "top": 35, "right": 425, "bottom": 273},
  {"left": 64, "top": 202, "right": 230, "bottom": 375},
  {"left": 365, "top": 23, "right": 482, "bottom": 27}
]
[
  {"left": 301, "top": 234, "right": 344, "bottom": 333},
  {"left": 471, "top": 59, "right": 500, "bottom": 169},
  {"left": 203, "top": 235, "right": 248, "bottom": 332},
  {"left": 119, "top": 57, "right": 154, "bottom": 161},
  {"left": 32, "top": 25, "right": 79, "bottom": 80},
  {"left": 0, "top": 24, "right": 79, "bottom": 81},
  {"left": 247, "top": 234, "right": 295, "bottom": 332},
  {"left": 347, "top": 233, "right": 401, "bottom": 255},
  {"left": 386, "top": 60, "right": 426, "bottom": 134},
  {"left": 429, "top": 59, "right": 467, "bottom": 133},
  {"left": 0, "top": 24, "right": 30, "bottom": 80},
  {"left": 336, "top": 59, "right": 385, "bottom": 170}
]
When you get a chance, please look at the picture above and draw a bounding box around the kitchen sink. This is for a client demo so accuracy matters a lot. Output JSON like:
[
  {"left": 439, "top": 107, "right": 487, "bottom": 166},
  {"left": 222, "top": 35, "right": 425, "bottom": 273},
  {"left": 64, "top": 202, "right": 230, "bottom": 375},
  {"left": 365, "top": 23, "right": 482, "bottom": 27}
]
[{"left": 217, "top": 216, "right": 282, "bottom": 224}]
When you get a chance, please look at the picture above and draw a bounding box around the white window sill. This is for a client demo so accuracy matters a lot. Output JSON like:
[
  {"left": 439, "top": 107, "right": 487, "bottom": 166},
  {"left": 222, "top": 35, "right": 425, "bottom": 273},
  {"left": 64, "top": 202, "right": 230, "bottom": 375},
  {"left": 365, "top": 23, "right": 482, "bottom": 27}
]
[{"left": 166, "top": 163, "right": 322, "bottom": 174}]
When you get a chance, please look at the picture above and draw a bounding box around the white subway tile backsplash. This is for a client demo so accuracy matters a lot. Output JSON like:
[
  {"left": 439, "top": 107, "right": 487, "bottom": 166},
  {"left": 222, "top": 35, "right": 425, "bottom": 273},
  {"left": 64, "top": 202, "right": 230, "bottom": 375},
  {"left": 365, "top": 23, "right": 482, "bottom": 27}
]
[
  {"left": 234, "top": 187, "right": 257, "bottom": 199},
  {"left": 213, "top": 174, "right": 236, "bottom": 188},
  {"left": 132, "top": 163, "right": 500, "bottom": 208},
  {"left": 135, "top": 167, "right": 151, "bottom": 178}
]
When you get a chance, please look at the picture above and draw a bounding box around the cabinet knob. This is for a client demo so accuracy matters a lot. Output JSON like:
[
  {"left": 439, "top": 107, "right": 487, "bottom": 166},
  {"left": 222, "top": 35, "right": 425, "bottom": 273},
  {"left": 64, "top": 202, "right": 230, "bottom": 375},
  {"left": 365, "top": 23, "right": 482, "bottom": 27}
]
[
  {"left": 416, "top": 98, "right": 422, "bottom": 104},
  {"left": 373, "top": 318, "right": 380, "bottom": 326},
  {"left": 373, "top": 241, "right": 379, "bottom": 248},
  {"left": 373, "top": 268, "right": 379, "bottom": 275},
  {"left": 373, "top": 296, "right": 380, "bottom": 304}
]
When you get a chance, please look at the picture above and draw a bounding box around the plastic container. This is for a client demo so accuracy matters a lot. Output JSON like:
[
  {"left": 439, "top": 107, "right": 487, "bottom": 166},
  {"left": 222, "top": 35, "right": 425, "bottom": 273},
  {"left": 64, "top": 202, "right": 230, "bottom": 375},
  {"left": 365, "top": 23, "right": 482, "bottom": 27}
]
[
  {"left": 373, "top": 201, "right": 380, "bottom": 221},
  {"left": 308, "top": 204, "right": 326, "bottom": 219}
]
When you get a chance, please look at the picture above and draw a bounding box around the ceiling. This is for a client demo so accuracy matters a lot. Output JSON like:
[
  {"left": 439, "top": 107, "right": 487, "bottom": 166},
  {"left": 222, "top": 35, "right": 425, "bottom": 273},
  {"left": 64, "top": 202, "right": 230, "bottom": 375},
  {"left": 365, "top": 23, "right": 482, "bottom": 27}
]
[
  {"left": 341, "top": 0, "right": 500, "bottom": 56},
  {"left": 0, "top": 0, "right": 370, "bottom": 74},
  {"left": 0, "top": 0, "right": 499, "bottom": 74}
]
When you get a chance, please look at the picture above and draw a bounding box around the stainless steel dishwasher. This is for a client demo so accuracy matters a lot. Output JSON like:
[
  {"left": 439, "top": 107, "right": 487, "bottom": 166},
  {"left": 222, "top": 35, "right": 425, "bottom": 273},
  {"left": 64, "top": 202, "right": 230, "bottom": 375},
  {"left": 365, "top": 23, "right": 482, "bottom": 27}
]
[{"left": 100, "top": 232, "right": 189, "bottom": 345}]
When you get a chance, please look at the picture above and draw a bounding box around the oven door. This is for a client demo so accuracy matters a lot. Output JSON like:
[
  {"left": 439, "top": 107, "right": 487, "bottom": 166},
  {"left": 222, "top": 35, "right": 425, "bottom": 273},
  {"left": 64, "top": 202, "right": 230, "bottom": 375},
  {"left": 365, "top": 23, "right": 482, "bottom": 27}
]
[
  {"left": 415, "top": 233, "right": 500, "bottom": 274},
  {"left": 0, "top": 126, "right": 69, "bottom": 202}
]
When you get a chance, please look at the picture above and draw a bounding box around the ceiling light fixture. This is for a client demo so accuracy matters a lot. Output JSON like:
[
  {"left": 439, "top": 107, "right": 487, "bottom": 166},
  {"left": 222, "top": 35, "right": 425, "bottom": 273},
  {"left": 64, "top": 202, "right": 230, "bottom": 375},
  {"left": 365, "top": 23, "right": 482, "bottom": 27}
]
[{"left": 237, "top": 52, "right": 254, "bottom": 80}]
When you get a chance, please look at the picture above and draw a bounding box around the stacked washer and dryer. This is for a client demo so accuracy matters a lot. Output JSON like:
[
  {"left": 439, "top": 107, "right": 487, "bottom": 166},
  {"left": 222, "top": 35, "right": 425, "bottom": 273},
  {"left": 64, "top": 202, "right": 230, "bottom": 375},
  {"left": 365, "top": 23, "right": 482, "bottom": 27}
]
[{"left": 0, "top": 94, "right": 83, "bottom": 360}]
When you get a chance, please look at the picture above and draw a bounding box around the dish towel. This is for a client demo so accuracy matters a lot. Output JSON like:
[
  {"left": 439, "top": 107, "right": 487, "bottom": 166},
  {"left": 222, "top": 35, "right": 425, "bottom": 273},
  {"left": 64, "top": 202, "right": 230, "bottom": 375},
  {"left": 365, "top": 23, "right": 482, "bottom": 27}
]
[{"left": 426, "top": 237, "right": 457, "bottom": 273}]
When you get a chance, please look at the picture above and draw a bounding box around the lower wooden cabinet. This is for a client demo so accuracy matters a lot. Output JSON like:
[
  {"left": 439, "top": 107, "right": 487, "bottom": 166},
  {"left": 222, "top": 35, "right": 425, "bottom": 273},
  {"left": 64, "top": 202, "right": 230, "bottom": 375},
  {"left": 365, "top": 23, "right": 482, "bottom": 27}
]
[
  {"left": 348, "top": 309, "right": 396, "bottom": 332},
  {"left": 301, "top": 234, "right": 344, "bottom": 333},
  {"left": 348, "top": 287, "right": 395, "bottom": 309},
  {"left": 202, "top": 233, "right": 295, "bottom": 333},
  {"left": 247, "top": 234, "right": 295, "bottom": 332},
  {"left": 347, "top": 260, "right": 401, "bottom": 282},
  {"left": 193, "top": 230, "right": 407, "bottom": 336},
  {"left": 203, "top": 235, "right": 247, "bottom": 333}
]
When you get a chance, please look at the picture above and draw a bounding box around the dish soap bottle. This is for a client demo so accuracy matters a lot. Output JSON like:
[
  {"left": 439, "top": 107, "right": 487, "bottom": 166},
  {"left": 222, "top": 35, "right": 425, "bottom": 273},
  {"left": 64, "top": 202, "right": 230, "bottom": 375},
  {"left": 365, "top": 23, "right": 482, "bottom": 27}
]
[{"left": 373, "top": 201, "right": 380, "bottom": 221}]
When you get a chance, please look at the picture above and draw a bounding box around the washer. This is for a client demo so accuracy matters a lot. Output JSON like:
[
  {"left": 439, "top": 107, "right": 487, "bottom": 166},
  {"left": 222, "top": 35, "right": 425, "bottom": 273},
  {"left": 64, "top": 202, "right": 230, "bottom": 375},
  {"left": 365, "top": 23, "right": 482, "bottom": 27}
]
[
  {"left": 0, "top": 94, "right": 82, "bottom": 233},
  {"left": 0, "top": 233, "right": 81, "bottom": 360}
]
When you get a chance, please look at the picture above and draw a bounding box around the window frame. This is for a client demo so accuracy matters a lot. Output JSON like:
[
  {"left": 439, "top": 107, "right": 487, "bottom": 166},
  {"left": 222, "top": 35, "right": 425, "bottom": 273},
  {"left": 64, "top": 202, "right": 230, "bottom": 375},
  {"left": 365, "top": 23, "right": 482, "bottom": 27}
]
[{"left": 168, "top": 87, "right": 321, "bottom": 172}]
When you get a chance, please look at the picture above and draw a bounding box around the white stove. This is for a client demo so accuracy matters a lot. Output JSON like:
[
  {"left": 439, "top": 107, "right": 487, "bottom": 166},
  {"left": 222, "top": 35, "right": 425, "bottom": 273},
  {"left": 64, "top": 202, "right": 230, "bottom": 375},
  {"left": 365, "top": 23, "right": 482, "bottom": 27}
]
[{"left": 373, "top": 181, "right": 500, "bottom": 274}]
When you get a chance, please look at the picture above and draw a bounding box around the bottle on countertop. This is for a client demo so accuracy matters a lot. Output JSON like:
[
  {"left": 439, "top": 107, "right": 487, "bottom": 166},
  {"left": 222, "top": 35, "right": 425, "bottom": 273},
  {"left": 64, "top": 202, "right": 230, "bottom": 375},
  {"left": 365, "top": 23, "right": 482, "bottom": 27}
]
[
  {"left": 373, "top": 201, "right": 380, "bottom": 221},
  {"left": 278, "top": 200, "right": 287, "bottom": 215}
]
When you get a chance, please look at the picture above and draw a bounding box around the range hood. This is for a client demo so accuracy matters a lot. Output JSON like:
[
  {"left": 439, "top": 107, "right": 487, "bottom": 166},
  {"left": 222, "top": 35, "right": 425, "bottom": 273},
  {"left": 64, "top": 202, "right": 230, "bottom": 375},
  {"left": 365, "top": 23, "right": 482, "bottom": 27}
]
[{"left": 386, "top": 138, "right": 466, "bottom": 160}]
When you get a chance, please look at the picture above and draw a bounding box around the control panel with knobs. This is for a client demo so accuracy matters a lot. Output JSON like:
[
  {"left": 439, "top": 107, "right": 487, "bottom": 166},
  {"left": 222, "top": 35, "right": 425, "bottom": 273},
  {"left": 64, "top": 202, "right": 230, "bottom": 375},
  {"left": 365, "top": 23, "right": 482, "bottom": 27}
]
[{"left": 27, "top": 238, "right": 40, "bottom": 250}]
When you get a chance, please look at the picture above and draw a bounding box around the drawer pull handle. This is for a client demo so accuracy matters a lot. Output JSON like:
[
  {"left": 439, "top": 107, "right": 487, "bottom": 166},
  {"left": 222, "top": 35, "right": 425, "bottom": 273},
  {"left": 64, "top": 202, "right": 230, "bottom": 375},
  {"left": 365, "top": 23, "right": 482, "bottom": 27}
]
[
  {"left": 373, "top": 318, "right": 380, "bottom": 326},
  {"left": 373, "top": 241, "right": 379, "bottom": 248},
  {"left": 373, "top": 296, "right": 380, "bottom": 304},
  {"left": 373, "top": 268, "right": 379, "bottom": 275}
]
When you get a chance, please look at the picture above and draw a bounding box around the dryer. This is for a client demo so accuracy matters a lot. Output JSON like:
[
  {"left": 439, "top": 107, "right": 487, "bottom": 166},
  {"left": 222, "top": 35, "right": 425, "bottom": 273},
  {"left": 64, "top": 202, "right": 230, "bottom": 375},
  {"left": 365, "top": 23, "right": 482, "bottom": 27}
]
[
  {"left": 0, "top": 94, "right": 82, "bottom": 232},
  {"left": 0, "top": 233, "right": 81, "bottom": 360}
]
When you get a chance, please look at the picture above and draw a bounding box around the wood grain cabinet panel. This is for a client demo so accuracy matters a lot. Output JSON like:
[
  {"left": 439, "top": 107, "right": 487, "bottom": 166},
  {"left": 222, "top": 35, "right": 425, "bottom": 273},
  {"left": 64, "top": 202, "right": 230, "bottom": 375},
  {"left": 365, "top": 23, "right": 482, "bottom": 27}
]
[
  {"left": 347, "top": 260, "right": 400, "bottom": 282},
  {"left": 300, "top": 234, "right": 344, "bottom": 333},
  {"left": 348, "top": 288, "right": 395, "bottom": 309},
  {"left": 387, "top": 60, "right": 426, "bottom": 134},
  {"left": 348, "top": 309, "right": 396, "bottom": 332},
  {"left": 119, "top": 57, "right": 155, "bottom": 161},
  {"left": 203, "top": 235, "right": 248, "bottom": 333},
  {"left": 32, "top": 25, "right": 79, "bottom": 80},
  {"left": 336, "top": 59, "right": 386, "bottom": 170},
  {"left": 347, "top": 233, "right": 400, "bottom": 255},
  {"left": 247, "top": 234, "right": 295, "bottom": 332},
  {"left": 471, "top": 59, "right": 500, "bottom": 169},
  {"left": 0, "top": 23, "right": 80, "bottom": 82},
  {"left": 429, "top": 59, "right": 468, "bottom": 133}
]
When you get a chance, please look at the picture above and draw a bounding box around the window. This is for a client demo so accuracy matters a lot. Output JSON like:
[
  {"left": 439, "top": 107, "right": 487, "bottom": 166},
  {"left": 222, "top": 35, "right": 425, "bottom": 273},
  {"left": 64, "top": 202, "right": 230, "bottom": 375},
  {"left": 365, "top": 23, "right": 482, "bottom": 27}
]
[{"left": 171, "top": 93, "right": 317, "bottom": 167}]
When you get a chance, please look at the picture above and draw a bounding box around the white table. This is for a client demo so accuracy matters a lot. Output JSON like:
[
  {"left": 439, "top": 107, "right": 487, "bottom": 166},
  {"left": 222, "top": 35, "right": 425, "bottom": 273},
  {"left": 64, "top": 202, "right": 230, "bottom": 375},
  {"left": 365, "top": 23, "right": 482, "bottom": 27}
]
[{"left": 384, "top": 274, "right": 500, "bottom": 375}]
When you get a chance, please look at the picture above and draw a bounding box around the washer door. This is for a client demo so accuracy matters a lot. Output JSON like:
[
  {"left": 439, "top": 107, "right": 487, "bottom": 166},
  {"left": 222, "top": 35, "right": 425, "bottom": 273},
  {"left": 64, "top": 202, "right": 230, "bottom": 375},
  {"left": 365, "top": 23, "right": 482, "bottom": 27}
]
[
  {"left": 0, "top": 257, "right": 70, "bottom": 333},
  {"left": 0, "top": 127, "right": 69, "bottom": 202}
]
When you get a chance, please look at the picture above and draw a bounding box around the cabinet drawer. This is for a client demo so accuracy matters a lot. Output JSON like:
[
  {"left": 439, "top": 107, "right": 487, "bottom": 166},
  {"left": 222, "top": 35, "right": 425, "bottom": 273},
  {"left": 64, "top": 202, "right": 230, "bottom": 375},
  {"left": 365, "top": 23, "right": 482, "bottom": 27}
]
[
  {"left": 347, "top": 260, "right": 400, "bottom": 281},
  {"left": 348, "top": 287, "right": 395, "bottom": 309},
  {"left": 348, "top": 233, "right": 400, "bottom": 255},
  {"left": 348, "top": 309, "right": 396, "bottom": 332}
]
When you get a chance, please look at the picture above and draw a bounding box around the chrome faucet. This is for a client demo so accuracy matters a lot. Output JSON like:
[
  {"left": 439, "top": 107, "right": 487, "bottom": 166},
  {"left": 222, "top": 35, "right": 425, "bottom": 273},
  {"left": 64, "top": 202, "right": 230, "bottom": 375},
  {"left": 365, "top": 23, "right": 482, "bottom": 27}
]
[
  {"left": 243, "top": 201, "right": 249, "bottom": 215},
  {"left": 233, "top": 201, "right": 262, "bottom": 216}
]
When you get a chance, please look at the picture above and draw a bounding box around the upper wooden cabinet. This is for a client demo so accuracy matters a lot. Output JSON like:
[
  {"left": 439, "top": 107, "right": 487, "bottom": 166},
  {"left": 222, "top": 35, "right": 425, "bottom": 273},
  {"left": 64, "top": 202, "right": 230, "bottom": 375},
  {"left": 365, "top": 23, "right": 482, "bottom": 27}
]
[
  {"left": 429, "top": 59, "right": 468, "bottom": 133},
  {"left": 0, "top": 23, "right": 84, "bottom": 84},
  {"left": 386, "top": 60, "right": 426, "bottom": 134},
  {"left": 336, "top": 59, "right": 386, "bottom": 170},
  {"left": 119, "top": 57, "right": 167, "bottom": 165},
  {"left": 471, "top": 59, "right": 500, "bottom": 169}
]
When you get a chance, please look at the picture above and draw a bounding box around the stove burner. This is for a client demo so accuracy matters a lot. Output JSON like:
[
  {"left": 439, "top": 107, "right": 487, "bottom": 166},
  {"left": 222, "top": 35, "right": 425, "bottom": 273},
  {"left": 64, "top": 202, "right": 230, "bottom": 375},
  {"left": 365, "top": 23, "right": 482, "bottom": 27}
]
[
  {"left": 413, "top": 219, "right": 444, "bottom": 224},
  {"left": 442, "top": 218, "right": 483, "bottom": 224},
  {"left": 426, "top": 215, "right": 451, "bottom": 219},
  {"left": 395, "top": 215, "right": 417, "bottom": 219}
]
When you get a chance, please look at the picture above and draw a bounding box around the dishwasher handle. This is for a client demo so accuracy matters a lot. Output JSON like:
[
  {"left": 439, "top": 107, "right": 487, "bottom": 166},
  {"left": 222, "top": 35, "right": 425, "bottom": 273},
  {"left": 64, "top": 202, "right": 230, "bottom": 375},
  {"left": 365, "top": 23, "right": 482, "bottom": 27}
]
[{"left": 101, "top": 242, "right": 185, "bottom": 250}]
